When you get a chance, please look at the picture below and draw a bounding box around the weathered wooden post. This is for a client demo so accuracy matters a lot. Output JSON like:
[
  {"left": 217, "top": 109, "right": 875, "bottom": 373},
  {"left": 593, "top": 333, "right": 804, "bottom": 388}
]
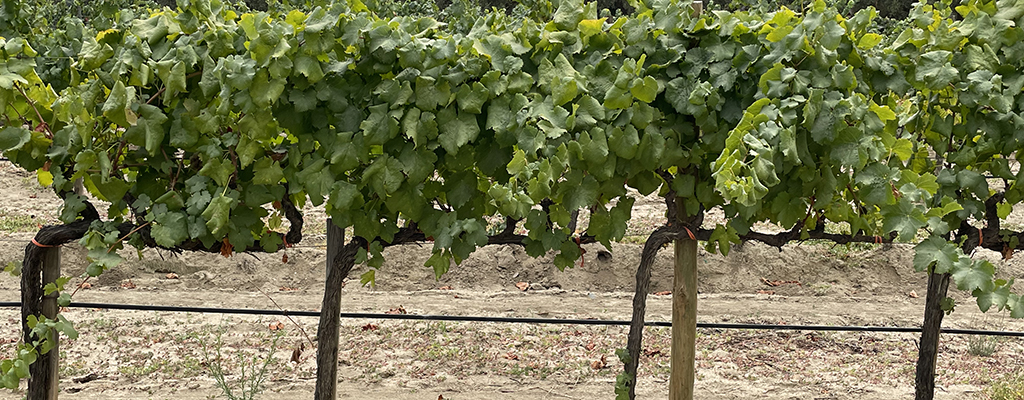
[
  {"left": 26, "top": 243, "right": 61, "bottom": 400},
  {"left": 669, "top": 196, "right": 699, "bottom": 400},
  {"left": 915, "top": 271, "right": 951, "bottom": 400},
  {"left": 315, "top": 219, "right": 345, "bottom": 399}
]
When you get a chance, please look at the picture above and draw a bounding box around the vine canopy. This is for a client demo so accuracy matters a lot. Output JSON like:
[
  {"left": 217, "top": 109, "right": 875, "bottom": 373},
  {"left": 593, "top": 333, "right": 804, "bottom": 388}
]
[{"left": 1, "top": 0, "right": 1024, "bottom": 315}]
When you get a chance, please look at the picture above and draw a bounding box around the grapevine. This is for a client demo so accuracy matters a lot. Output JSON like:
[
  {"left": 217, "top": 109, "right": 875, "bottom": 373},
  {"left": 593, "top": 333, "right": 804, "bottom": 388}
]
[{"left": 2, "top": 0, "right": 1024, "bottom": 398}]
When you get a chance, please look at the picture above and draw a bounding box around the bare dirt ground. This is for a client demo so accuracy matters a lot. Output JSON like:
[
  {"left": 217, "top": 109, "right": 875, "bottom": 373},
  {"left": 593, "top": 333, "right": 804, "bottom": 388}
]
[{"left": 0, "top": 160, "right": 1023, "bottom": 399}]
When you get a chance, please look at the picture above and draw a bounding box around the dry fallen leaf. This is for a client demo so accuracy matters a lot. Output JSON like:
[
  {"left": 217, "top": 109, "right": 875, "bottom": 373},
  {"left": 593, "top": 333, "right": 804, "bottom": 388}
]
[
  {"left": 503, "top": 352, "right": 518, "bottom": 360},
  {"left": 761, "top": 278, "right": 798, "bottom": 288},
  {"left": 290, "top": 343, "right": 305, "bottom": 363},
  {"left": 385, "top": 306, "right": 407, "bottom": 315},
  {"left": 282, "top": 253, "right": 289, "bottom": 263},
  {"left": 165, "top": 273, "right": 179, "bottom": 280},
  {"left": 71, "top": 372, "right": 102, "bottom": 384},
  {"left": 361, "top": 323, "right": 379, "bottom": 331},
  {"left": 120, "top": 279, "right": 136, "bottom": 289},
  {"left": 78, "top": 282, "right": 92, "bottom": 289},
  {"left": 268, "top": 321, "right": 285, "bottom": 331},
  {"left": 437, "top": 395, "right": 444, "bottom": 400},
  {"left": 585, "top": 342, "right": 596, "bottom": 351},
  {"left": 908, "top": 291, "right": 919, "bottom": 298},
  {"left": 757, "top": 290, "right": 775, "bottom": 295},
  {"left": 591, "top": 355, "right": 607, "bottom": 370},
  {"left": 654, "top": 290, "right": 671, "bottom": 296},
  {"left": 515, "top": 282, "right": 529, "bottom": 291},
  {"left": 438, "top": 285, "right": 454, "bottom": 290},
  {"left": 643, "top": 347, "right": 662, "bottom": 357}
]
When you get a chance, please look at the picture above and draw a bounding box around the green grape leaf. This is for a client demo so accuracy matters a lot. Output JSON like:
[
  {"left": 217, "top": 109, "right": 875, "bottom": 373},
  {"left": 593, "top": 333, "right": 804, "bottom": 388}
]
[
  {"left": 0, "top": 127, "right": 30, "bottom": 152},
  {"left": 202, "top": 194, "right": 233, "bottom": 238},
  {"left": 133, "top": 13, "right": 181, "bottom": 44},
  {"left": 951, "top": 259, "right": 995, "bottom": 293},
  {"left": 199, "top": 157, "right": 234, "bottom": 188},
  {"left": 559, "top": 172, "right": 598, "bottom": 210},
  {"left": 79, "top": 37, "right": 114, "bottom": 71},
  {"left": 857, "top": 33, "right": 884, "bottom": 49},
  {"left": 252, "top": 158, "right": 284, "bottom": 185},
  {"left": 362, "top": 104, "right": 400, "bottom": 145},
  {"left": 456, "top": 82, "right": 489, "bottom": 114},
  {"left": 630, "top": 76, "right": 659, "bottom": 104},
  {"left": 360, "top": 269, "right": 376, "bottom": 287},
  {"left": 552, "top": 0, "right": 584, "bottom": 31},
  {"left": 362, "top": 156, "right": 404, "bottom": 198},
  {"left": 329, "top": 181, "right": 364, "bottom": 212},
  {"left": 101, "top": 81, "right": 134, "bottom": 127},
  {"left": 881, "top": 201, "right": 926, "bottom": 241},
  {"left": 426, "top": 251, "right": 451, "bottom": 278},
  {"left": 437, "top": 107, "right": 480, "bottom": 155},
  {"left": 133, "top": 104, "right": 168, "bottom": 155},
  {"left": 152, "top": 210, "right": 189, "bottom": 247},
  {"left": 915, "top": 51, "right": 959, "bottom": 90},
  {"left": 250, "top": 71, "right": 286, "bottom": 108},
  {"left": 998, "top": 202, "right": 1013, "bottom": 219},
  {"left": 294, "top": 54, "right": 325, "bottom": 83},
  {"left": 913, "top": 236, "right": 959, "bottom": 274},
  {"left": 974, "top": 279, "right": 1012, "bottom": 313},
  {"left": 608, "top": 126, "right": 640, "bottom": 159}
]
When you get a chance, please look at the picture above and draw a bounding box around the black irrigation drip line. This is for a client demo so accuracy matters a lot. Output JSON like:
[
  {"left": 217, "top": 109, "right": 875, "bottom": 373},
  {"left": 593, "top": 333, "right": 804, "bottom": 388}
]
[{"left": 1, "top": 301, "right": 1022, "bottom": 337}]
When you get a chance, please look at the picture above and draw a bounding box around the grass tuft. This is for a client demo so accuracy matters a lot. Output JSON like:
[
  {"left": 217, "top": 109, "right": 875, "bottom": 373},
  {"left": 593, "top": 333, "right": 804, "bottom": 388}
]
[
  {"left": 966, "top": 335, "right": 1000, "bottom": 357},
  {"left": 0, "top": 210, "right": 39, "bottom": 232}
]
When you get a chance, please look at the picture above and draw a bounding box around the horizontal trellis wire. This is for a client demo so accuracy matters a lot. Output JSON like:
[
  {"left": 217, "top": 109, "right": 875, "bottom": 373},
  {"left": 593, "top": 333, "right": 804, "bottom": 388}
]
[{"left": 0, "top": 301, "right": 1021, "bottom": 337}]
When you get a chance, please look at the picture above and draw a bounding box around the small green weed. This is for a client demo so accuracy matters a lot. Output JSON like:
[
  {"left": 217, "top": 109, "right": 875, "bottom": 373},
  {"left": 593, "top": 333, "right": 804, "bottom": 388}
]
[
  {"left": 989, "top": 370, "right": 1024, "bottom": 400},
  {"left": 199, "top": 329, "right": 282, "bottom": 400},
  {"left": 0, "top": 210, "right": 38, "bottom": 232},
  {"left": 967, "top": 335, "right": 1000, "bottom": 357}
]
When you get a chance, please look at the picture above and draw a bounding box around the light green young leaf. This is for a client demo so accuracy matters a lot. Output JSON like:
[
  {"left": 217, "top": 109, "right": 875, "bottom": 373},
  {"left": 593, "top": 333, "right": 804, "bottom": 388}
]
[{"left": 630, "top": 76, "right": 659, "bottom": 103}]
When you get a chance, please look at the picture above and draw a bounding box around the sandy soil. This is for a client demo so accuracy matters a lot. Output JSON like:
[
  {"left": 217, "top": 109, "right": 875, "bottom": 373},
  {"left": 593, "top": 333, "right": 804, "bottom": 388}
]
[{"left": 0, "top": 161, "right": 1023, "bottom": 399}]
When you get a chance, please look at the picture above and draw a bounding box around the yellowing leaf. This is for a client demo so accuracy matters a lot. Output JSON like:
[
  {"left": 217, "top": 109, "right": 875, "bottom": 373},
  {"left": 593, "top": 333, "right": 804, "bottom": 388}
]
[
  {"left": 892, "top": 139, "right": 913, "bottom": 162},
  {"left": 765, "top": 24, "right": 794, "bottom": 42},
  {"left": 869, "top": 101, "right": 896, "bottom": 122},
  {"left": 348, "top": 0, "right": 369, "bottom": 13},
  {"left": 36, "top": 170, "right": 52, "bottom": 187},
  {"left": 998, "top": 202, "right": 1013, "bottom": 219},
  {"left": 578, "top": 19, "right": 605, "bottom": 37},
  {"left": 857, "top": 33, "right": 883, "bottom": 49}
]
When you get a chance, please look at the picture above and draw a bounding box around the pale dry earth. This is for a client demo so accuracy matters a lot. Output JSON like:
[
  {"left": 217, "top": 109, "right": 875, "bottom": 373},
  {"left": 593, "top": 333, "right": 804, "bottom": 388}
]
[{"left": 0, "top": 161, "right": 1022, "bottom": 399}]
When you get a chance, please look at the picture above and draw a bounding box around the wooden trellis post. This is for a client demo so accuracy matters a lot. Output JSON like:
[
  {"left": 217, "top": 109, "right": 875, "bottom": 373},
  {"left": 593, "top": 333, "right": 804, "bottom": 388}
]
[
  {"left": 26, "top": 244, "right": 61, "bottom": 400},
  {"left": 669, "top": 198, "right": 699, "bottom": 400},
  {"left": 315, "top": 219, "right": 345, "bottom": 399}
]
